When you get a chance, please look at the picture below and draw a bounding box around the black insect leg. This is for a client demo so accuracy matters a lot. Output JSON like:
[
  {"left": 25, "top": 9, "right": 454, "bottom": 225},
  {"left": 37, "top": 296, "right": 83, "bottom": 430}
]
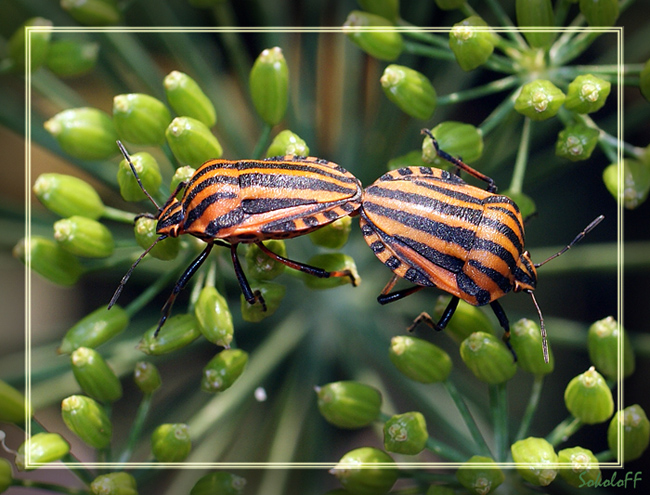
[
  {"left": 228, "top": 243, "right": 267, "bottom": 311},
  {"left": 407, "top": 296, "right": 460, "bottom": 333},
  {"left": 489, "top": 300, "right": 517, "bottom": 361},
  {"left": 376, "top": 274, "right": 425, "bottom": 305}
]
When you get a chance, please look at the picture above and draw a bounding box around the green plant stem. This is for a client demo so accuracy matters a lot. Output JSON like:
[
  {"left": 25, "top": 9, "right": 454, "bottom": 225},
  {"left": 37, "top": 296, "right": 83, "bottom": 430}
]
[
  {"left": 595, "top": 449, "right": 615, "bottom": 462},
  {"left": 423, "top": 436, "right": 468, "bottom": 463},
  {"left": 484, "top": 0, "right": 529, "bottom": 49},
  {"left": 479, "top": 89, "right": 518, "bottom": 136},
  {"left": 490, "top": 382, "right": 509, "bottom": 462},
  {"left": 438, "top": 75, "right": 521, "bottom": 106},
  {"left": 554, "top": 31, "right": 602, "bottom": 67},
  {"left": 515, "top": 374, "right": 545, "bottom": 442},
  {"left": 396, "top": 21, "right": 451, "bottom": 50},
  {"left": 102, "top": 206, "right": 137, "bottom": 224},
  {"left": 252, "top": 123, "right": 273, "bottom": 159},
  {"left": 402, "top": 41, "right": 456, "bottom": 61},
  {"left": 546, "top": 415, "right": 584, "bottom": 447},
  {"left": 116, "top": 393, "right": 153, "bottom": 464},
  {"left": 508, "top": 116, "right": 532, "bottom": 194},
  {"left": 13, "top": 480, "right": 91, "bottom": 495}
]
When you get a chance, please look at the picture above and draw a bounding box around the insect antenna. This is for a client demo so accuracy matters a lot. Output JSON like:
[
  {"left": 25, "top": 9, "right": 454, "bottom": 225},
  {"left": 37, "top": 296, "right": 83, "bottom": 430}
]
[
  {"left": 535, "top": 215, "right": 605, "bottom": 268},
  {"left": 526, "top": 290, "right": 549, "bottom": 363},
  {"left": 116, "top": 140, "right": 161, "bottom": 211}
]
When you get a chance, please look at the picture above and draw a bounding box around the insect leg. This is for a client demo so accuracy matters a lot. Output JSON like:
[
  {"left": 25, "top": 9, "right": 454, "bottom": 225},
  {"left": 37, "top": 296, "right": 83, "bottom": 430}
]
[
  {"left": 407, "top": 296, "right": 460, "bottom": 333},
  {"left": 376, "top": 274, "right": 424, "bottom": 304},
  {"left": 489, "top": 300, "right": 517, "bottom": 361},
  {"left": 229, "top": 243, "right": 267, "bottom": 311}
]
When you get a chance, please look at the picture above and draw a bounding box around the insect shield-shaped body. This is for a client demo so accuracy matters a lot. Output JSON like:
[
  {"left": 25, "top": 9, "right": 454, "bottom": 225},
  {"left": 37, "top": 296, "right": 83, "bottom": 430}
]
[{"left": 111, "top": 142, "right": 362, "bottom": 335}]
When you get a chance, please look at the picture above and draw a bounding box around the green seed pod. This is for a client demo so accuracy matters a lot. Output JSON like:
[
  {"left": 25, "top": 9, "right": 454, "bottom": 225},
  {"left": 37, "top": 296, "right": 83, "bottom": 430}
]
[
  {"left": 557, "top": 446, "right": 600, "bottom": 488},
  {"left": 33, "top": 173, "right": 105, "bottom": 219},
  {"left": 389, "top": 335, "right": 452, "bottom": 383},
  {"left": 449, "top": 16, "right": 496, "bottom": 71},
  {"left": 0, "top": 379, "right": 31, "bottom": 425},
  {"left": 383, "top": 411, "right": 428, "bottom": 455},
  {"left": 240, "top": 280, "right": 286, "bottom": 322},
  {"left": 607, "top": 404, "right": 650, "bottom": 462},
  {"left": 0, "top": 458, "right": 12, "bottom": 492},
  {"left": 8, "top": 17, "right": 52, "bottom": 72},
  {"left": 134, "top": 361, "right": 162, "bottom": 395},
  {"left": 357, "top": 0, "right": 399, "bottom": 23},
  {"left": 14, "top": 236, "right": 85, "bottom": 286},
  {"left": 555, "top": 124, "right": 600, "bottom": 162},
  {"left": 90, "top": 472, "right": 138, "bottom": 495},
  {"left": 265, "top": 130, "right": 309, "bottom": 157},
  {"left": 564, "top": 367, "right": 614, "bottom": 424},
  {"left": 640, "top": 58, "right": 650, "bottom": 102},
  {"left": 387, "top": 149, "right": 428, "bottom": 170},
  {"left": 456, "top": 455, "right": 505, "bottom": 495},
  {"left": 435, "top": 0, "right": 466, "bottom": 10},
  {"left": 564, "top": 74, "right": 611, "bottom": 114},
  {"left": 432, "top": 295, "right": 495, "bottom": 343},
  {"left": 117, "top": 151, "right": 162, "bottom": 202},
  {"left": 137, "top": 313, "right": 201, "bottom": 355},
  {"left": 170, "top": 165, "right": 196, "bottom": 197},
  {"left": 134, "top": 216, "right": 181, "bottom": 261},
  {"left": 190, "top": 472, "right": 247, "bottom": 495},
  {"left": 579, "top": 0, "right": 619, "bottom": 27},
  {"left": 316, "top": 381, "right": 382, "bottom": 429},
  {"left": 195, "top": 286, "right": 234, "bottom": 347},
  {"left": 15, "top": 433, "right": 70, "bottom": 471},
  {"left": 61, "top": 395, "right": 113, "bottom": 449},
  {"left": 244, "top": 240, "right": 287, "bottom": 280},
  {"left": 380, "top": 65, "right": 437, "bottom": 120},
  {"left": 54, "top": 216, "right": 115, "bottom": 258},
  {"left": 166, "top": 116, "right": 223, "bottom": 167},
  {"left": 460, "top": 332, "right": 517, "bottom": 384},
  {"left": 301, "top": 253, "right": 360, "bottom": 289},
  {"left": 46, "top": 40, "right": 99, "bottom": 77},
  {"left": 515, "top": 80, "right": 566, "bottom": 121},
  {"left": 201, "top": 349, "right": 248, "bottom": 393},
  {"left": 71, "top": 347, "right": 123, "bottom": 402},
  {"left": 58, "top": 305, "right": 129, "bottom": 354},
  {"left": 588, "top": 316, "right": 635, "bottom": 379},
  {"left": 343, "top": 11, "right": 404, "bottom": 62},
  {"left": 113, "top": 93, "right": 171, "bottom": 146},
  {"left": 501, "top": 190, "right": 536, "bottom": 220},
  {"left": 516, "top": 0, "right": 555, "bottom": 48},
  {"left": 511, "top": 437, "right": 558, "bottom": 486},
  {"left": 164, "top": 70, "right": 217, "bottom": 127},
  {"left": 510, "top": 319, "right": 554, "bottom": 375},
  {"left": 309, "top": 216, "right": 353, "bottom": 250},
  {"left": 44, "top": 107, "right": 119, "bottom": 160},
  {"left": 249, "top": 47, "right": 289, "bottom": 126},
  {"left": 60, "top": 0, "right": 121, "bottom": 26},
  {"left": 422, "top": 121, "right": 483, "bottom": 166},
  {"left": 151, "top": 423, "right": 191, "bottom": 462},
  {"left": 331, "top": 447, "right": 398, "bottom": 495},
  {"left": 602, "top": 159, "right": 650, "bottom": 210}
]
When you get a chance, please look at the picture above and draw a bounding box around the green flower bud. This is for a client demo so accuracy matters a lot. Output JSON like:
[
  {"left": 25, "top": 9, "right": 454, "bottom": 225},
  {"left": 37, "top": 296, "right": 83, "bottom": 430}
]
[
  {"left": 166, "top": 116, "right": 223, "bottom": 167},
  {"left": 456, "top": 455, "right": 505, "bottom": 495},
  {"left": 8, "top": 17, "right": 52, "bottom": 72},
  {"left": 164, "top": 70, "right": 217, "bottom": 127},
  {"left": 117, "top": 151, "right": 162, "bottom": 202},
  {"left": 46, "top": 40, "right": 99, "bottom": 77},
  {"left": 316, "top": 381, "right": 382, "bottom": 429},
  {"left": 309, "top": 216, "right": 353, "bottom": 250},
  {"left": 113, "top": 93, "right": 171, "bottom": 145},
  {"left": 516, "top": 0, "right": 555, "bottom": 48},
  {"left": 61, "top": 0, "right": 121, "bottom": 26},
  {"left": 383, "top": 411, "right": 428, "bottom": 455},
  {"left": 588, "top": 316, "right": 635, "bottom": 379},
  {"left": 151, "top": 423, "right": 191, "bottom": 462},
  {"left": 511, "top": 437, "right": 558, "bottom": 486},
  {"left": 449, "top": 16, "right": 496, "bottom": 71},
  {"left": 190, "top": 472, "right": 247, "bottom": 495},
  {"left": 201, "top": 349, "right": 248, "bottom": 393},
  {"left": 387, "top": 149, "right": 428, "bottom": 170},
  {"left": 380, "top": 65, "right": 437, "bottom": 120},
  {"left": 603, "top": 158, "right": 650, "bottom": 210},
  {"left": 422, "top": 121, "right": 483, "bottom": 166},
  {"left": 195, "top": 286, "right": 234, "bottom": 347},
  {"left": 640, "top": 58, "right": 650, "bottom": 102},
  {"left": 515, "top": 80, "right": 566, "bottom": 121},
  {"left": 15, "top": 433, "right": 70, "bottom": 471},
  {"left": 134, "top": 361, "right": 162, "bottom": 395},
  {"left": 33, "top": 173, "right": 105, "bottom": 219},
  {"left": 44, "top": 107, "right": 118, "bottom": 160},
  {"left": 460, "top": 332, "right": 517, "bottom": 384},
  {"left": 502, "top": 190, "right": 536, "bottom": 221},
  {"left": 249, "top": 47, "right": 289, "bottom": 126},
  {"left": 14, "top": 236, "right": 85, "bottom": 286},
  {"left": 301, "top": 253, "right": 360, "bottom": 289},
  {"left": 137, "top": 313, "right": 201, "bottom": 355},
  {"left": 555, "top": 124, "right": 600, "bottom": 162},
  {"left": 432, "top": 295, "right": 494, "bottom": 343},
  {"left": 265, "top": 130, "right": 309, "bottom": 157},
  {"left": 607, "top": 405, "right": 650, "bottom": 462},
  {"left": 389, "top": 335, "right": 452, "bottom": 383},
  {"left": 61, "top": 395, "right": 112, "bottom": 449},
  {"left": 134, "top": 216, "right": 181, "bottom": 261},
  {"left": 244, "top": 240, "right": 287, "bottom": 280},
  {"left": 90, "top": 472, "right": 138, "bottom": 495},
  {"left": 0, "top": 458, "right": 12, "bottom": 492},
  {"left": 71, "top": 347, "right": 123, "bottom": 402},
  {"left": 54, "top": 216, "right": 115, "bottom": 258},
  {"left": 557, "top": 446, "right": 600, "bottom": 488},
  {"left": 331, "top": 447, "right": 398, "bottom": 495},
  {"left": 170, "top": 165, "right": 196, "bottom": 197},
  {"left": 357, "top": 0, "right": 399, "bottom": 23},
  {"left": 564, "top": 74, "right": 611, "bottom": 114},
  {"left": 58, "top": 305, "right": 129, "bottom": 354},
  {"left": 564, "top": 367, "right": 614, "bottom": 424},
  {"left": 510, "top": 319, "right": 554, "bottom": 375},
  {"left": 343, "top": 11, "right": 404, "bottom": 62},
  {"left": 0, "top": 379, "right": 31, "bottom": 424},
  {"left": 435, "top": 0, "right": 466, "bottom": 10},
  {"left": 579, "top": 0, "right": 619, "bottom": 27},
  {"left": 240, "top": 280, "right": 286, "bottom": 322}
]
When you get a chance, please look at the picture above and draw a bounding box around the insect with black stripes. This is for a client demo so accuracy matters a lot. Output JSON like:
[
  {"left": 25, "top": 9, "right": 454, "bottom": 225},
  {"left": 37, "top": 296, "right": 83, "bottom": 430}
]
[
  {"left": 360, "top": 129, "right": 603, "bottom": 362},
  {"left": 110, "top": 141, "right": 362, "bottom": 335}
]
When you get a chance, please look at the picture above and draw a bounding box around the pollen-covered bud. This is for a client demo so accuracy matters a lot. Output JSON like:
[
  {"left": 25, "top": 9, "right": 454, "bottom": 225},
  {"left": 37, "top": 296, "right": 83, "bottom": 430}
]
[
  {"left": 330, "top": 447, "right": 398, "bottom": 495},
  {"left": 383, "top": 411, "right": 428, "bottom": 455},
  {"left": 151, "top": 423, "right": 191, "bottom": 462},
  {"left": 46, "top": 40, "right": 99, "bottom": 77},
  {"left": 195, "top": 286, "right": 234, "bottom": 348},
  {"left": 190, "top": 472, "right": 247, "bottom": 495},
  {"left": 357, "top": 0, "right": 400, "bottom": 23},
  {"left": 164, "top": 70, "right": 217, "bottom": 127},
  {"left": 201, "top": 349, "right": 248, "bottom": 393},
  {"left": 117, "top": 151, "right": 162, "bottom": 202},
  {"left": 510, "top": 319, "right": 554, "bottom": 375},
  {"left": 58, "top": 305, "right": 129, "bottom": 354},
  {"left": 137, "top": 314, "right": 201, "bottom": 355},
  {"left": 511, "top": 437, "right": 558, "bottom": 486},
  {"left": 240, "top": 281, "right": 286, "bottom": 322},
  {"left": 564, "top": 74, "right": 611, "bottom": 114},
  {"left": 166, "top": 116, "right": 223, "bottom": 167},
  {"left": 134, "top": 216, "right": 181, "bottom": 261},
  {"left": 515, "top": 80, "right": 566, "bottom": 121},
  {"left": 433, "top": 295, "right": 495, "bottom": 343},
  {"left": 380, "top": 65, "right": 437, "bottom": 120},
  {"left": 44, "top": 107, "right": 118, "bottom": 160},
  {"left": 422, "top": 121, "right": 483, "bottom": 167},
  {"left": 15, "top": 433, "right": 70, "bottom": 471},
  {"left": 557, "top": 446, "right": 600, "bottom": 487},
  {"left": 33, "top": 173, "right": 105, "bottom": 219},
  {"left": 343, "top": 11, "right": 404, "bottom": 61},
  {"left": 113, "top": 93, "right": 171, "bottom": 146},
  {"left": 14, "top": 236, "right": 85, "bottom": 287},
  {"left": 61, "top": 0, "right": 121, "bottom": 25},
  {"left": 456, "top": 455, "right": 505, "bottom": 495},
  {"left": 302, "top": 253, "right": 360, "bottom": 289},
  {"left": 54, "top": 216, "right": 114, "bottom": 258},
  {"left": 555, "top": 124, "right": 600, "bottom": 162},
  {"left": 602, "top": 158, "right": 650, "bottom": 210},
  {"left": 564, "top": 366, "right": 614, "bottom": 424},
  {"left": 587, "top": 316, "right": 635, "bottom": 379},
  {"left": 249, "top": 47, "right": 289, "bottom": 126},
  {"left": 134, "top": 361, "right": 162, "bottom": 395},
  {"left": 90, "top": 472, "right": 138, "bottom": 495},
  {"left": 449, "top": 16, "right": 497, "bottom": 71},
  {"left": 316, "top": 381, "right": 382, "bottom": 429},
  {"left": 579, "top": 0, "right": 619, "bottom": 27},
  {"left": 61, "top": 395, "right": 112, "bottom": 449},
  {"left": 0, "top": 379, "right": 31, "bottom": 425},
  {"left": 71, "top": 347, "right": 123, "bottom": 403},
  {"left": 265, "top": 130, "right": 309, "bottom": 157},
  {"left": 7, "top": 17, "right": 52, "bottom": 72},
  {"left": 244, "top": 240, "right": 287, "bottom": 281},
  {"left": 309, "top": 217, "right": 353, "bottom": 250},
  {"left": 389, "top": 335, "right": 452, "bottom": 383},
  {"left": 516, "top": 0, "right": 555, "bottom": 48},
  {"left": 460, "top": 332, "right": 517, "bottom": 384},
  {"left": 607, "top": 404, "right": 650, "bottom": 462}
]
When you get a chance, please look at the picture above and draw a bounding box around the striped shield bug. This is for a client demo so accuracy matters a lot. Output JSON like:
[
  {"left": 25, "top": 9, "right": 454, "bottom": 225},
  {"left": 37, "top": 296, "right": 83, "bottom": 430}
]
[
  {"left": 110, "top": 141, "right": 362, "bottom": 335},
  {"left": 360, "top": 129, "right": 603, "bottom": 362}
]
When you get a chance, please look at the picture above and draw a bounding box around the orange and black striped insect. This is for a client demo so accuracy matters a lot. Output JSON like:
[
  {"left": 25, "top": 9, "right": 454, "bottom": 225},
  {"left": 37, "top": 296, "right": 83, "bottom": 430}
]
[
  {"left": 110, "top": 141, "right": 362, "bottom": 335},
  {"left": 360, "top": 129, "right": 603, "bottom": 362}
]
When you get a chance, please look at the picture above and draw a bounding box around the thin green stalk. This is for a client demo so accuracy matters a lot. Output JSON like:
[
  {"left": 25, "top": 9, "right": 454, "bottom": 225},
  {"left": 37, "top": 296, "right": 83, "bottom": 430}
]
[
  {"left": 514, "top": 374, "right": 545, "bottom": 442},
  {"left": 402, "top": 41, "right": 457, "bottom": 61},
  {"left": 546, "top": 415, "right": 584, "bottom": 447},
  {"left": 31, "top": 70, "right": 87, "bottom": 110},
  {"left": 554, "top": 31, "right": 602, "bottom": 67},
  {"left": 484, "top": 0, "right": 529, "bottom": 49},
  {"left": 396, "top": 21, "right": 451, "bottom": 50},
  {"left": 437, "top": 75, "right": 521, "bottom": 106},
  {"left": 508, "top": 116, "right": 532, "bottom": 194},
  {"left": 490, "top": 382, "right": 509, "bottom": 462},
  {"left": 594, "top": 449, "right": 615, "bottom": 462},
  {"left": 479, "top": 89, "right": 518, "bottom": 136},
  {"left": 102, "top": 206, "right": 137, "bottom": 224},
  {"left": 424, "top": 435, "right": 468, "bottom": 463},
  {"left": 252, "top": 123, "right": 273, "bottom": 159},
  {"left": 116, "top": 393, "right": 154, "bottom": 464}
]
